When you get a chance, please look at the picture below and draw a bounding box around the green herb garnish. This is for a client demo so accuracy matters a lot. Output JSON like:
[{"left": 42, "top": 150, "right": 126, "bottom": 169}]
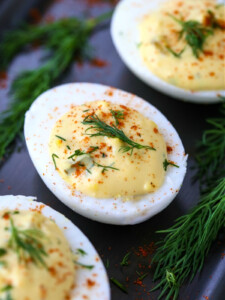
[
  {"left": 195, "top": 102, "right": 225, "bottom": 185},
  {"left": 8, "top": 218, "right": 47, "bottom": 267},
  {"left": 82, "top": 114, "right": 155, "bottom": 154},
  {"left": 0, "top": 285, "right": 12, "bottom": 293},
  {"left": 52, "top": 153, "right": 59, "bottom": 169},
  {"left": 110, "top": 109, "right": 124, "bottom": 126},
  {"left": 152, "top": 177, "right": 225, "bottom": 299},
  {"left": 74, "top": 261, "right": 94, "bottom": 270},
  {"left": 152, "top": 101, "right": 225, "bottom": 300},
  {"left": 68, "top": 149, "right": 86, "bottom": 159},
  {"left": 205, "top": 10, "right": 225, "bottom": 29},
  {"left": 120, "top": 252, "right": 131, "bottom": 266},
  {"left": 163, "top": 159, "right": 179, "bottom": 171},
  {"left": 136, "top": 271, "right": 148, "bottom": 281},
  {"left": 169, "top": 14, "right": 213, "bottom": 58},
  {"left": 77, "top": 248, "right": 87, "bottom": 256},
  {"left": 110, "top": 277, "right": 128, "bottom": 294},
  {"left": 106, "top": 258, "right": 110, "bottom": 268},
  {"left": 55, "top": 135, "right": 66, "bottom": 141},
  {"left": 66, "top": 145, "right": 71, "bottom": 150},
  {"left": 166, "top": 46, "right": 185, "bottom": 58},
  {"left": 88, "top": 146, "right": 99, "bottom": 153},
  {"left": 0, "top": 12, "right": 112, "bottom": 161},
  {"left": 94, "top": 161, "right": 119, "bottom": 173},
  {"left": 68, "top": 146, "right": 99, "bottom": 159},
  {"left": 0, "top": 249, "right": 7, "bottom": 257}
]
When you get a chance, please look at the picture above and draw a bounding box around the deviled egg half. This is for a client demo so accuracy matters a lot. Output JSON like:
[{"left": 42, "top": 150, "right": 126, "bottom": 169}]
[
  {"left": 0, "top": 195, "right": 110, "bottom": 300},
  {"left": 24, "top": 83, "right": 187, "bottom": 225},
  {"left": 111, "top": 0, "right": 225, "bottom": 103}
]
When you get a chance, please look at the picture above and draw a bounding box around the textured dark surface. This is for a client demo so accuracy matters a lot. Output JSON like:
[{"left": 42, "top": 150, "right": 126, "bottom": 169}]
[{"left": 0, "top": 1, "right": 225, "bottom": 299}]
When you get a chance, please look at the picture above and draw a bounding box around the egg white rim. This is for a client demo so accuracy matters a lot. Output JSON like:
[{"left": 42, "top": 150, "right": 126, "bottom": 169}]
[
  {"left": 111, "top": 0, "right": 225, "bottom": 104},
  {"left": 24, "top": 82, "right": 187, "bottom": 225},
  {"left": 0, "top": 195, "right": 110, "bottom": 300}
]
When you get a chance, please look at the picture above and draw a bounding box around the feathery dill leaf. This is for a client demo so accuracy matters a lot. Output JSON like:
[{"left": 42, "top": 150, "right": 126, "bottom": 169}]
[
  {"left": 165, "top": 46, "right": 185, "bottom": 58},
  {"left": 152, "top": 100, "right": 225, "bottom": 299},
  {"left": 94, "top": 161, "right": 119, "bottom": 173},
  {"left": 0, "top": 12, "right": 112, "bottom": 161},
  {"left": 110, "top": 277, "right": 128, "bottom": 294},
  {"left": 194, "top": 102, "right": 225, "bottom": 186},
  {"left": 169, "top": 15, "right": 213, "bottom": 58},
  {"left": 8, "top": 218, "right": 47, "bottom": 267},
  {"left": 120, "top": 252, "right": 131, "bottom": 266},
  {"left": 110, "top": 109, "right": 124, "bottom": 126},
  {"left": 163, "top": 159, "right": 179, "bottom": 171},
  {"left": 82, "top": 114, "right": 155, "bottom": 154},
  {"left": 152, "top": 178, "right": 225, "bottom": 300}
]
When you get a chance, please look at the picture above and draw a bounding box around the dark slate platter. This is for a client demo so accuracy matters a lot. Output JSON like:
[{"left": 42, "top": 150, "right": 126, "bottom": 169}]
[{"left": 0, "top": 1, "right": 224, "bottom": 299}]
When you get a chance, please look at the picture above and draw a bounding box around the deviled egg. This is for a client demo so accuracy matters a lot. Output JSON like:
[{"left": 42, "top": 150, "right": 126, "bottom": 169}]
[
  {"left": 24, "top": 83, "right": 187, "bottom": 225},
  {"left": 0, "top": 195, "right": 110, "bottom": 300},
  {"left": 111, "top": 0, "right": 225, "bottom": 103}
]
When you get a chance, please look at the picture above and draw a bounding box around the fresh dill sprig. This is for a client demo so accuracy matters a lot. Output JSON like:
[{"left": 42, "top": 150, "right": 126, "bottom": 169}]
[
  {"left": 165, "top": 46, "right": 185, "bottom": 58},
  {"left": 55, "top": 135, "right": 66, "bottom": 141},
  {"left": 110, "top": 109, "right": 124, "bottom": 126},
  {"left": 110, "top": 277, "right": 128, "bottom": 294},
  {"left": 82, "top": 114, "right": 155, "bottom": 154},
  {"left": 0, "top": 286, "right": 12, "bottom": 293},
  {"left": 152, "top": 101, "right": 225, "bottom": 300},
  {"left": 163, "top": 159, "right": 179, "bottom": 171},
  {"left": 194, "top": 102, "right": 225, "bottom": 186},
  {"left": 205, "top": 10, "right": 225, "bottom": 29},
  {"left": 52, "top": 153, "right": 59, "bottom": 169},
  {"left": 120, "top": 252, "right": 131, "bottom": 266},
  {"left": 67, "top": 146, "right": 118, "bottom": 173},
  {"left": 106, "top": 258, "right": 110, "bottom": 268},
  {"left": 8, "top": 218, "right": 47, "bottom": 267},
  {"left": 76, "top": 248, "right": 87, "bottom": 256},
  {"left": 0, "top": 249, "right": 7, "bottom": 257},
  {"left": 74, "top": 261, "right": 94, "bottom": 270},
  {"left": 169, "top": 15, "right": 213, "bottom": 58},
  {"left": 136, "top": 271, "right": 149, "bottom": 281},
  {"left": 94, "top": 161, "right": 119, "bottom": 173},
  {"left": 68, "top": 149, "right": 86, "bottom": 159},
  {"left": 0, "top": 12, "right": 112, "bottom": 161},
  {"left": 87, "top": 146, "right": 100, "bottom": 153},
  {"left": 68, "top": 146, "right": 99, "bottom": 159},
  {"left": 152, "top": 177, "right": 225, "bottom": 300}
]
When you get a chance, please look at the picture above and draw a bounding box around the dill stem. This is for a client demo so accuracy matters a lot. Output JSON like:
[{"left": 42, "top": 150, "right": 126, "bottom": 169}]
[{"left": 0, "top": 12, "right": 111, "bottom": 161}]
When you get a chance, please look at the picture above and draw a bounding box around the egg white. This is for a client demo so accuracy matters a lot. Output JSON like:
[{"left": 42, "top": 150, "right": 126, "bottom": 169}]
[
  {"left": 111, "top": 0, "right": 225, "bottom": 104},
  {"left": 0, "top": 195, "right": 110, "bottom": 300},
  {"left": 24, "top": 82, "right": 187, "bottom": 225}
]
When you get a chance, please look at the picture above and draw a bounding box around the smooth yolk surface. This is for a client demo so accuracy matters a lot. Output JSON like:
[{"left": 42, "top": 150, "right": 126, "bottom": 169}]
[
  {"left": 139, "top": 0, "right": 225, "bottom": 91},
  {"left": 49, "top": 100, "right": 167, "bottom": 199}
]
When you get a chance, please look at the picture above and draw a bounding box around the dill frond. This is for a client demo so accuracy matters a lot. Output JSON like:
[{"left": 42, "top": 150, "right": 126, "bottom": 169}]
[
  {"left": 82, "top": 114, "right": 155, "bottom": 154},
  {"left": 169, "top": 15, "right": 213, "bottom": 58},
  {"left": 152, "top": 178, "right": 225, "bottom": 300},
  {"left": 8, "top": 218, "right": 47, "bottom": 267},
  {"left": 152, "top": 100, "right": 225, "bottom": 299},
  {"left": 0, "top": 12, "right": 112, "bottom": 161},
  {"left": 195, "top": 102, "right": 225, "bottom": 186}
]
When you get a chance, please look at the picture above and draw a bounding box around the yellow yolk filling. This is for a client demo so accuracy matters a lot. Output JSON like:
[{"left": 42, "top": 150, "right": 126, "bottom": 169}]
[
  {"left": 0, "top": 210, "right": 75, "bottom": 300},
  {"left": 139, "top": 0, "right": 225, "bottom": 91},
  {"left": 49, "top": 100, "right": 167, "bottom": 199}
]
